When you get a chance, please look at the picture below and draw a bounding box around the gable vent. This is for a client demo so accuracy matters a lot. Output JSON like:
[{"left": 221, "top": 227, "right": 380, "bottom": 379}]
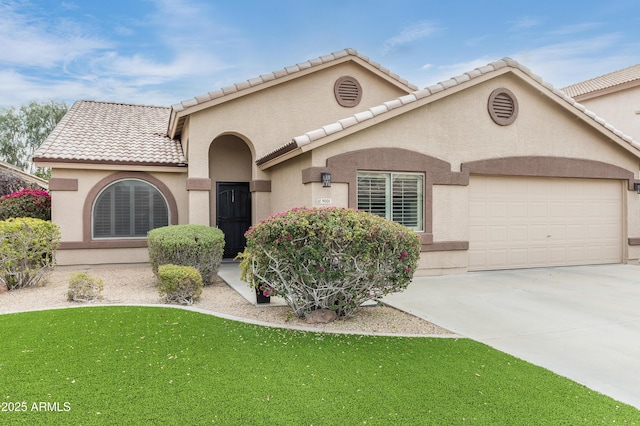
[
  {"left": 488, "top": 88, "right": 518, "bottom": 126},
  {"left": 334, "top": 76, "right": 362, "bottom": 107}
]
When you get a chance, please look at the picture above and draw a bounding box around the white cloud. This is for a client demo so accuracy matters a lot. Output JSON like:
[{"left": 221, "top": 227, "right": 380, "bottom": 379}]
[
  {"left": 509, "top": 16, "right": 541, "bottom": 31},
  {"left": 0, "top": 2, "right": 111, "bottom": 69},
  {"left": 549, "top": 22, "right": 603, "bottom": 36},
  {"left": 422, "top": 57, "right": 493, "bottom": 87},
  {"left": 510, "top": 33, "right": 628, "bottom": 86},
  {"left": 382, "top": 21, "right": 440, "bottom": 55},
  {"left": 0, "top": 0, "right": 246, "bottom": 107}
]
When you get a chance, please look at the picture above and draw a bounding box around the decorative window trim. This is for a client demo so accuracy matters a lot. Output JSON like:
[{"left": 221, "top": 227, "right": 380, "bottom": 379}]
[
  {"left": 77, "top": 172, "right": 178, "bottom": 248},
  {"left": 334, "top": 76, "right": 362, "bottom": 107},
  {"left": 92, "top": 178, "right": 169, "bottom": 239},
  {"left": 302, "top": 147, "right": 470, "bottom": 251},
  {"left": 488, "top": 88, "right": 518, "bottom": 126}
]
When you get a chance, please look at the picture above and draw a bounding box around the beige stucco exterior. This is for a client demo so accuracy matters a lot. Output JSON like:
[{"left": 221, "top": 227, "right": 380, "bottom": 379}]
[
  {"left": 40, "top": 53, "right": 640, "bottom": 274},
  {"left": 48, "top": 167, "right": 187, "bottom": 265},
  {"left": 261, "top": 69, "right": 640, "bottom": 273},
  {"left": 576, "top": 84, "right": 640, "bottom": 143}
]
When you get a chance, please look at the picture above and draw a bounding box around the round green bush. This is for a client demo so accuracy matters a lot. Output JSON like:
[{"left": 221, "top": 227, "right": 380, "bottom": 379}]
[
  {"left": 0, "top": 217, "right": 60, "bottom": 290},
  {"left": 240, "top": 207, "right": 421, "bottom": 318},
  {"left": 157, "top": 264, "right": 203, "bottom": 305},
  {"left": 0, "top": 188, "right": 51, "bottom": 221},
  {"left": 148, "top": 224, "right": 225, "bottom": 285},
  {"left": 67, "top": 272, "right": 104, "bottom": 302}
]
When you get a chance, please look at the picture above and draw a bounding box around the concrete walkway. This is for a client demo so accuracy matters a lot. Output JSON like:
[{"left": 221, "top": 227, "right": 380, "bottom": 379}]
[{"left": 382, "top": 264, "right": 640, "bottom": 410}]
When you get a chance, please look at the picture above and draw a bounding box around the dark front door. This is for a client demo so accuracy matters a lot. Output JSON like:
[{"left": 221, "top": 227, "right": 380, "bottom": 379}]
[{"left": 217, "top": 182, "right": 251, "bottom": 258}]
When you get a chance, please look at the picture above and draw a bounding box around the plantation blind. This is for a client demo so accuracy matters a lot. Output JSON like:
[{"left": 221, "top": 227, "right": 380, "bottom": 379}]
[
  {"left": 357, "top": 172, "right": 423, "bottom": 231},
  {"left": 93, "top": 179, "right": 169, "bottom": 238}
]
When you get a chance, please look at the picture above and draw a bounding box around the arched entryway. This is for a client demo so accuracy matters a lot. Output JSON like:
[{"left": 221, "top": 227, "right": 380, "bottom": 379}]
[{"left": 209, "top": 134, "right": 253, "bottom": 258}]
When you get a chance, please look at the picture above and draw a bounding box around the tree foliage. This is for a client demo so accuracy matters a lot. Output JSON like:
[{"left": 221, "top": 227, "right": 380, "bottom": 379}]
[
  {"left": 0, "top": 171, "right": 30, "bottom": 197},
  {"left": 0, "top": 100, "right": 67, "bottom": 176}
]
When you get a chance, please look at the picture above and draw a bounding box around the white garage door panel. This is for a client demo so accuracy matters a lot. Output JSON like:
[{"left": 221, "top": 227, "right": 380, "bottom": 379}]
[{"left": 469, "top": 176, "right": 622, "bottom": 271}]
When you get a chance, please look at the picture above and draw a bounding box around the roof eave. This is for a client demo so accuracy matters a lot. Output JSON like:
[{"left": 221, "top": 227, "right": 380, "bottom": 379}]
[
  {"left": 33, "top": 158, "right": 189, "bottom": 172},
  {"left": 572, "top": 79, "right": 640, "bottom": 102}
]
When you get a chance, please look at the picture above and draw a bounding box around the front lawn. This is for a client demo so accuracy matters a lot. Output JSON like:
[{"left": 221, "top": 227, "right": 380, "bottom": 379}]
[{"left": 1, "top": 306, "right": 638, "bottom": 424}]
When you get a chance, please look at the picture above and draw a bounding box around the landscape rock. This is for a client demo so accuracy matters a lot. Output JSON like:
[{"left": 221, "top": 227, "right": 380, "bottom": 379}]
[
  {"left": 305, "top": 308, "right": 337, "bottom": 324},
  {"left": 0, "top": 284, "right": 8, "bottom": 294}
]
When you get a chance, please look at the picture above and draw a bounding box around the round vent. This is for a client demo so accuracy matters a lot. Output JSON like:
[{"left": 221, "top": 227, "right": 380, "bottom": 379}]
[
  {"left": 334, "top": 76, "right": 362, "bottom": 107},
  {"left": 488, "top": 88, "right": 518, "bottom": 126}
]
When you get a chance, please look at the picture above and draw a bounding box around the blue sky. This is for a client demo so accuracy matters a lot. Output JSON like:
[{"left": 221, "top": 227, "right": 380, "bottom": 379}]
[{"left": 1, "top": 0, "right": 640, "bottom": 109}]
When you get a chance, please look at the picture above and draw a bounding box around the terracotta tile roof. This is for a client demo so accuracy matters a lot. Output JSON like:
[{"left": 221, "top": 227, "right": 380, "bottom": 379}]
[
  {"left": 34, "top": 100, "right": 186, "bottom": 166},
  {"left": 257, "top": 58, "right": 640, "bottom": 166},
  {"left": 562, "top": 64, "right": 640, "bottom": 98}
]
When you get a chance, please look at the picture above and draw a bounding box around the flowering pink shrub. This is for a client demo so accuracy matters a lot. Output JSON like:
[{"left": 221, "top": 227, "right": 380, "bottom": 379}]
[
  {"left": 0, "top": 188, "right": 51, "bottom": 221},
  {"left": 239, "top": 207, "right": 421, "bottom": 318}
]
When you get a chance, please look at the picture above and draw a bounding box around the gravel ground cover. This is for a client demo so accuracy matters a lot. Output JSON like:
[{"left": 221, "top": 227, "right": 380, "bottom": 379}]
[{"left": 0, "top": 264, "right": 453, "bottom": 336}]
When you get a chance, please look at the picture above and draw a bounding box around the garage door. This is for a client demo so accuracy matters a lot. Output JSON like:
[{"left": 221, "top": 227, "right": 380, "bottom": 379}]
[{"left": 469, "top": 176, "right": 622, "bottom": 271}]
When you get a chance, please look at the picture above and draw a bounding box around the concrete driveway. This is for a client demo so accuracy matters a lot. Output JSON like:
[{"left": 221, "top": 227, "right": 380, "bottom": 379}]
[{"left": 383, "top": 264, "right": 640, "bottom": 410}]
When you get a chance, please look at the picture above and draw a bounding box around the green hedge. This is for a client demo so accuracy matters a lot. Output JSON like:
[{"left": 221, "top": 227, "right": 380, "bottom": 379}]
[
  {"left": 240, "top": 207, "right": 421, "bottom": 318},
  {"left": 148, "top": 224, "right": 225, "bottom": 285},
  {"left": 157, "top": 264, "right": 203, "bottom": 305},
  {"left": 0, "top": 217, "right": 60, "bottom": 290}
]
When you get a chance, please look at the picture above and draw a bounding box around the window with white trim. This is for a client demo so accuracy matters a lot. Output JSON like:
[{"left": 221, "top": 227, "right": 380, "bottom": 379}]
[
  {"left": 93, "top": 179, "right": 169, "bottom": 238},
  {"left": 357, "top": 172, "right": 424, "bottom": 231}
]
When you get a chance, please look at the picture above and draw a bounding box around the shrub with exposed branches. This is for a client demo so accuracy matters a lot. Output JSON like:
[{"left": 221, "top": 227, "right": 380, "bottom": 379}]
[
  {"left": 239, "top": 207, "right": 420, "bottom": 318},
  {"left": 157, "top": 264, "right": 203, "bottom": 306},
  {"left": 0, "top": 217, "right": 60, "bottom": 290}
]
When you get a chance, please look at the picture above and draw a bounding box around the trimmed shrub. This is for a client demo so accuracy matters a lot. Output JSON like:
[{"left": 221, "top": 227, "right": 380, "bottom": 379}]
[
  {"left": 148, "top": 225, "right": 225, "bottom": 285},
  {"left": 0, "top": 217, "right": 60, "bottom": 290},
  {"left": 0, "top": 188, "right": 51, "bottom": 221},
  {"left": 239, "top": 207, "right": 421, "bottom": 318},
  {"left": 67, "top": 272, "right": 104, "bottom": 302},
  {"left": 157, "top": 264, "right": 203, "bottom": 305}
]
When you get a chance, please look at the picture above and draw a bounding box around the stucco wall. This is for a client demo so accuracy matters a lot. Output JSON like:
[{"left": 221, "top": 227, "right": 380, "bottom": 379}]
[
  {"left": 273, "top": 72, "right": 640, "bottom": 272},
  {"left": 269, "top": 153, "right": 312, "bottom": 214},
  {"left": 186, "top": 61, "right": 409, "bottom": 179},
  {"left": 50, "top": 167, "right": 188, "bottom": 265},
  {"left": 579, "top": 85, "right": 640, "bottom": 143}
]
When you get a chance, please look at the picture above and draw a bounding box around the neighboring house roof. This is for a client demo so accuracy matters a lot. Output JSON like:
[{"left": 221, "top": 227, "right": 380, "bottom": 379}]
[
  {"left": 562, "top": 64, "right": 640, "bottom": 100},
  {"left": 33, "top": 101, "right": 186, "bottom": 167},
  {"left": 257, "top": 58, "right": 640, "bottom": 168},
  {"left": 167, "top": 48, "right": 419, "bottom": 139},
  {"left": 0, "top": 160, "right": 48, "bottom": 189}
]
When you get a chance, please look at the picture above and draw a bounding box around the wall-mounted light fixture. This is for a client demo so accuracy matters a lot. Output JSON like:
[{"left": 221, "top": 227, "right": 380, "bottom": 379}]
[
  {"left": 635, "top": 182, "right": 640, "bottom": 194},
  {"left": 321, "top": 172, "right": 332, "bottom": 188}
]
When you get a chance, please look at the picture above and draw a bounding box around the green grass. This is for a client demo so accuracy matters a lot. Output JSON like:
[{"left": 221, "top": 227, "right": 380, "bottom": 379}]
[{"left": 1, "top": 306, "right": 638, "bottom": 425}]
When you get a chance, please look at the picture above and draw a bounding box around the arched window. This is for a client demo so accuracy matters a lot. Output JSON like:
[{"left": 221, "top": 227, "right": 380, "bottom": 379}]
[{"left": 93, "top": 179, "right": 169, "bottom": 238}]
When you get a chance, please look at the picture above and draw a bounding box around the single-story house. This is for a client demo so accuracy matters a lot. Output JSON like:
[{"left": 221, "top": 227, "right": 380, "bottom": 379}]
[
  {"left": 563, "top": 63, "right": 640, "bottom": 142},
  {"left": 34, "top": 48, "right": 640, "bottom": 274}
]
